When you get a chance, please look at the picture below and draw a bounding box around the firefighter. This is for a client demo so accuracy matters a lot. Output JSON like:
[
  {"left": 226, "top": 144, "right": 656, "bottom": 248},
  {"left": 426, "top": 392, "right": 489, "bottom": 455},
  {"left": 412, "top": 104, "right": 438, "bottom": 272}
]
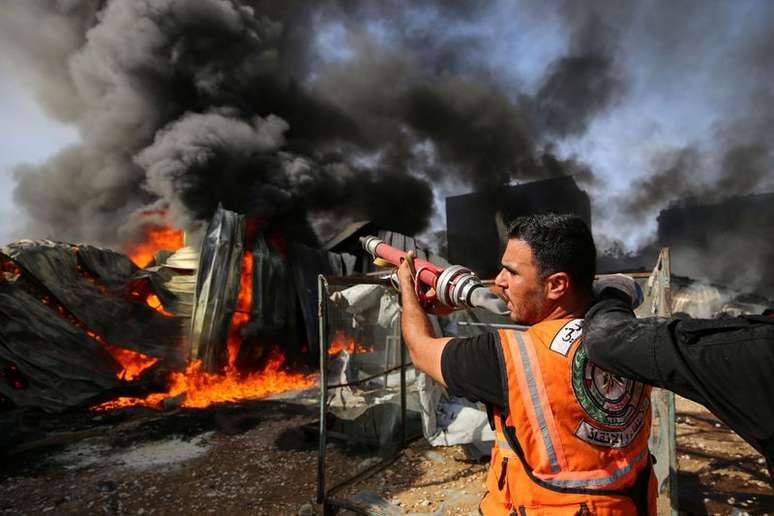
[
  {"left": 584, "top": 277, "right": 774, "bottom": 482},
  {"left": 398, "top": 213, "right": 655, "bottom": 515}
]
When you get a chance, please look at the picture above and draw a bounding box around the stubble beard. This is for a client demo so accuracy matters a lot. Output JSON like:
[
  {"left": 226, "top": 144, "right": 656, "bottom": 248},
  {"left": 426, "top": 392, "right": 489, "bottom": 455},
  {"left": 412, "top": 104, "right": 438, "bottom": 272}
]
[{"left": 508, "top": 286, "right": 547, "bottom": 326}]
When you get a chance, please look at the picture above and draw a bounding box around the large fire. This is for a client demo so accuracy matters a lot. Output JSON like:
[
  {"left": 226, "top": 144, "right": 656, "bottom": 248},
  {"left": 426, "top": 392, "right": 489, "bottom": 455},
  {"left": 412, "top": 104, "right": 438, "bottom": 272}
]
[
  {"left": 95, "top": 348, "right": 314, "bottom": 410},
  {"left": 126, "top": 224, "right": 184, "bottom": 268},
  {"left": 93, "top": 250, "right": 318, "bottom": 411},
  {"left": 5, "top": 238, "right": 331, "bottom": 410}
]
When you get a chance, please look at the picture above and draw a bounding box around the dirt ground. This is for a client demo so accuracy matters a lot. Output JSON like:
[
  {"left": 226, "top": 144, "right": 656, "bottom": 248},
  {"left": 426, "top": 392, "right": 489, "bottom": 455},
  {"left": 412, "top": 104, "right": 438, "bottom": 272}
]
[{"left": 0, "top": 394, "right": 772, "bottom": 515}]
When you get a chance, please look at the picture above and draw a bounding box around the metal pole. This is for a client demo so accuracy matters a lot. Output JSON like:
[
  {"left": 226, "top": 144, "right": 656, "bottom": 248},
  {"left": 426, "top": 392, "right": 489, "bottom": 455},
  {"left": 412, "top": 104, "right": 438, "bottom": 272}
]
[
  {"left": 316, "top": 275, "right": 328, "bottom": 505},
  {"left": 399, "top": 320, "right": 407, "bottom": 447}
]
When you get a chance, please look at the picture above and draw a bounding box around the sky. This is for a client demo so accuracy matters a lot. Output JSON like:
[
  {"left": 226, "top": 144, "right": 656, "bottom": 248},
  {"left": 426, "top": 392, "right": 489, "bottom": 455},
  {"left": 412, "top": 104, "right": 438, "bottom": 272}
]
[
  {"left": 0, "top": 69, "right": 78, "bottom": 243},
  {"left": 0, "top": 0, "right": 772, "bottom": 251}
]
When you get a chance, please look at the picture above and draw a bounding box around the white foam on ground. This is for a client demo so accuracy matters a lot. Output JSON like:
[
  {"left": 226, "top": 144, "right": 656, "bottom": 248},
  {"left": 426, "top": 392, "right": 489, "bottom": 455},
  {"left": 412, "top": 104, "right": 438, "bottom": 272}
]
[
  {"left": 52, "top": 432, "right": 214, "bottom": 472},
  {"left": 54, "top": 440, "right": 112, "bottom": 470},
  {"left": 111, "top": 432, "right": 213, "bottom": 470}
]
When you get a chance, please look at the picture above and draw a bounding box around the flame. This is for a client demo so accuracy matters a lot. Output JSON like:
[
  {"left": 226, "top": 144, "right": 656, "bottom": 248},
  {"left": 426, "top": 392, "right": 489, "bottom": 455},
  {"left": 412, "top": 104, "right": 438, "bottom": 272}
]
[
  {"left": 328, "top": 330, "right": 372, "bottom": 354},
  {"left": 94, "top": 348, "right": 314, "bottom": 410},
  {"left": 90, "top": 330, "right": 373, "bottom": 412},
  {"left": 227, "top": 251, "right": 254, "bottom": 365},
  {"left": 145, "top": 293, "right": 174, "bottom": 317},
  {"left": 102, "top": 343, "right": 159, "bottom": 381},
  {"left": 92, "top": 250, "right": 315, "bottom": 411},
  {"left": 126, "top": 225, "right": 183, "bottom": 268}
]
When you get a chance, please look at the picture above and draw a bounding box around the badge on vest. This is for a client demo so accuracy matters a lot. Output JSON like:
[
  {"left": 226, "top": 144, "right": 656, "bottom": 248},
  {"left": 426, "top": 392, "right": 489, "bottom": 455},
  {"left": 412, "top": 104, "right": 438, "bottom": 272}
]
[
  {"left": 549, "top": 318, "right": 584, "bottom": 356},
  {"left": 571, "top": 344, "right": 649, "bottom": 448}
]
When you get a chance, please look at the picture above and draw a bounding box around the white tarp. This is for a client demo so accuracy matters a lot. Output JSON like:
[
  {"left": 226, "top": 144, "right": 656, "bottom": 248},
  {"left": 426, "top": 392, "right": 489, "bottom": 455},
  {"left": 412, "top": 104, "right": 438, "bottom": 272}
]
[{"left": 331, "top": 283, "right": 494, "bottom": 450}]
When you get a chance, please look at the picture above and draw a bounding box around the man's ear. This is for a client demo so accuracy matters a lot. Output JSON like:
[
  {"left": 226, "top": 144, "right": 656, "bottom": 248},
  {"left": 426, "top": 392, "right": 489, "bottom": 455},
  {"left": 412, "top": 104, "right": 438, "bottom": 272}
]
[{"left": 545, "top": 272, "right": 570, "bottom": 300}]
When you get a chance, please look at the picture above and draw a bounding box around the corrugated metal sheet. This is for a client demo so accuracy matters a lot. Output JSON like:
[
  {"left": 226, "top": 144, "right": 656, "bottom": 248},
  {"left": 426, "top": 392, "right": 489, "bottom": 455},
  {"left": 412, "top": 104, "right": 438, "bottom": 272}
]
[{"left": 189, "top": 206, "right": 244, "bottom": 372}]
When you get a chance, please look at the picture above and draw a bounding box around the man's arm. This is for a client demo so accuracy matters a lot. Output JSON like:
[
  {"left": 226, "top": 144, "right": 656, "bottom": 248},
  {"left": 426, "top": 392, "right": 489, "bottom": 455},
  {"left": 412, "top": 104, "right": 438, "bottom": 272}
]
[
  {"left": 585, "top": 291, "right": 774, "bottom": 474},
  {"left": 582, "top": 293, "right": 667, "bottom": 387},
  {"left": 397, "top": 253, "right": 451, "bottom": 387},
  {"left": 583, "top": 290, "right": 755, "bottom": 405}
]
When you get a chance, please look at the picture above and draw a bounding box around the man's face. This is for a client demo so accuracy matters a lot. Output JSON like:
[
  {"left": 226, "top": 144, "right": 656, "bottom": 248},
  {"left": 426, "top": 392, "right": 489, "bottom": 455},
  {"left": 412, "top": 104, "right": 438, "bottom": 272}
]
[{"left": 494, "top": 239, "right": 548, "bottom": 325}]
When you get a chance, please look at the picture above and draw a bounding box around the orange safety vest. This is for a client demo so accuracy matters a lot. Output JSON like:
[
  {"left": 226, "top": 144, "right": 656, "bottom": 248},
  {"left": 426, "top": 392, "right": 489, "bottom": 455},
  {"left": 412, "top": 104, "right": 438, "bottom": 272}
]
[{"left": 480, "top": 318, "right": 656, "bottom": 515}]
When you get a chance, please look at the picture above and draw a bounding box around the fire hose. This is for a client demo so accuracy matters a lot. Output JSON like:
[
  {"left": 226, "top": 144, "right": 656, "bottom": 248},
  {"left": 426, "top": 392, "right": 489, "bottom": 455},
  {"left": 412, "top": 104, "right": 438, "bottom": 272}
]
[{"left": 360, "top": 236, "right": 509, "bottom": 315}]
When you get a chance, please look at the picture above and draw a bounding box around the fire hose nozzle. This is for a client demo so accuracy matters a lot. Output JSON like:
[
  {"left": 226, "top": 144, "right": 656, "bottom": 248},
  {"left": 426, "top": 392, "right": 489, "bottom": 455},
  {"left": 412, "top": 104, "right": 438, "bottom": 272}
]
[
  {"left": 359, "top": 235, "right": 509, "bottom": 315},
  {"left": 360, "top": 235, "right": 384, "bottom": 258}
]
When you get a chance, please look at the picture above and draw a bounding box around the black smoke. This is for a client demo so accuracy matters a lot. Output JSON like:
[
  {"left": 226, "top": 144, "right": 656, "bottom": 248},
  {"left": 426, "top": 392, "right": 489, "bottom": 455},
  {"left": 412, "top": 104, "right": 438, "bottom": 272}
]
[
  {"left": 1, "top": 0, "right": 622, "bottom": 247},
  {"left": 611, "top": 0, "right": 774, "bottom": 223}
]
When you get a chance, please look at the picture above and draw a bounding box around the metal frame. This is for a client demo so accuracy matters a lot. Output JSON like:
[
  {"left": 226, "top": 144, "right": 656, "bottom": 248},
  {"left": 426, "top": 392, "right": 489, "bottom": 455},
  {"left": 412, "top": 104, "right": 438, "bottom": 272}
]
[
  {"left": 316, "top": 274, "right": 410, "bottom": 515},
  {"left": 645, "top": 249, "right": 679, "bottom": 516}
]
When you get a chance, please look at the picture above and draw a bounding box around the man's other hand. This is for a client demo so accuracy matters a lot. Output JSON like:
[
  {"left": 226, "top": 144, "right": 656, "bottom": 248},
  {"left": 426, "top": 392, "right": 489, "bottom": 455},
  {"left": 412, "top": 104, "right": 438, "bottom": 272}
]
[
  {"left": 397, "top": 250, "right": 417, "bottom": 291},
  {"left": 593, "top": 274, "right": 644, "bottom": 309}
]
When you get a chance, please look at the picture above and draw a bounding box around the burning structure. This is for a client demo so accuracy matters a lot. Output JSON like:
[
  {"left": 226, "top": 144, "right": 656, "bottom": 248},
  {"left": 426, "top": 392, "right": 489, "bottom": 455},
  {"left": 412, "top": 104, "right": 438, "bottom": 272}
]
[
  {"left": 0, "top": 240, "right": 181, "bottom": 412},
  {"left": 0, "top": 201, "right": 440, "bottom": 413}
]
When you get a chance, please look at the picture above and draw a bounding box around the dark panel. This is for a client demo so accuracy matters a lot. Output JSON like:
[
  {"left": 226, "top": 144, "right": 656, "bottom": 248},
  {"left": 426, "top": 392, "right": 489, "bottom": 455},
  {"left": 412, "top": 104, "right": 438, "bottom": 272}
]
[
  {"left": 0, "top": 286, "right": 121, "bottom": 412},
  {"left": 446, "top": 176, "right": 591, "bottom": 278},
  {"left": 657, "top": 192, "right": 774, "bottom": 297}
]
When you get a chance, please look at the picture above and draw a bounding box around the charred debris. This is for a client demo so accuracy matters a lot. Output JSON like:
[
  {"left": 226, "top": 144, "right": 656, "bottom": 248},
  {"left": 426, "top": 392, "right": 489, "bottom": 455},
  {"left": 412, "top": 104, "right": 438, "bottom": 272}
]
[{"left": 0, "top": 206, "right": 428, "bottom": 415}]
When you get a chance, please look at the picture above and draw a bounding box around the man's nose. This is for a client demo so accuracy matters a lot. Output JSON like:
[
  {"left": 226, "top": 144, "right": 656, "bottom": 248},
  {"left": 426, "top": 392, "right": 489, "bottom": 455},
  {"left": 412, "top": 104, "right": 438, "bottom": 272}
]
[{"left": 494, "top": 269, "right": 507, "bottom": 287}]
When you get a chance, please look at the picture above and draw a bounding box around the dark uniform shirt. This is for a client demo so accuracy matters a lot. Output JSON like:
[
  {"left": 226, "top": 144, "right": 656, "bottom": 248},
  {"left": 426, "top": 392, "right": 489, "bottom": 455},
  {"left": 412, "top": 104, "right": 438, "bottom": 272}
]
[
  {"left": 441, "top": 332, "right": 504, "bottom": 407},
  {"left": 583, "top": 292, "right": 774, "bottom": 480}
]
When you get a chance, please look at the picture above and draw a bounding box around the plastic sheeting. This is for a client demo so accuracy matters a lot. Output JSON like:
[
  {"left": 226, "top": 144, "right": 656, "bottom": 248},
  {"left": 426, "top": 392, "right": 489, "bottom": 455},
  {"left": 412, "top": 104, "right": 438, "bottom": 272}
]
[
  {"left": 417, "top": 372, "right": 495, "bottom": 448},
  {"left": 3, "top": 241, "right": 180, "bottom": 358},
  {"left": 319, "top": 279, "right": 422, "bottom": 503},
  {"left": 0, "top": 285, "right": 126, "bottom": 412},
  {"left": 329, "top": 282, "right": 496, "bottom": 450},
  {"left": 0, "top": 241, "right": 184, "bottom": 412}
]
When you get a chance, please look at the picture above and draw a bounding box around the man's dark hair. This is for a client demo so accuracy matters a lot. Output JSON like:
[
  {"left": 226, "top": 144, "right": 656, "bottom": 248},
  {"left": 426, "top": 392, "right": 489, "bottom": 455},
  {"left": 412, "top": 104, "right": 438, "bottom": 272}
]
[{"left": 507, "top": 213, "right": 596, "bottom": 293}]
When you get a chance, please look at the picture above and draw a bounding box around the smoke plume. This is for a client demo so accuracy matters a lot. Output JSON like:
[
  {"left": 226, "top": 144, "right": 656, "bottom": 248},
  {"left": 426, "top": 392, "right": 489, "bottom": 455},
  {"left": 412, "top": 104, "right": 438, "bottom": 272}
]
[
  {"left": 1, "top": 0, "right": 621, "bottom": 247},
  {"left": 4, "top": 0, "right": 772, "bottom": 299}
]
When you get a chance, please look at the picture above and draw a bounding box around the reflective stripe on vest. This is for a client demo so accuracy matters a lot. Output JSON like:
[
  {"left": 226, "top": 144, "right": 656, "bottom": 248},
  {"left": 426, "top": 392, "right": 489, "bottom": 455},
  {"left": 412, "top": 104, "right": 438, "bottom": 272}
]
[
  {"left": 496, "top": 437, "right": 649, "bottom": 489},
  {"left": 502, "top": 330, "right": 567, "bottom": 473},
  {"left": 500, "top": 328, "right": 647, "bottom": 490}
]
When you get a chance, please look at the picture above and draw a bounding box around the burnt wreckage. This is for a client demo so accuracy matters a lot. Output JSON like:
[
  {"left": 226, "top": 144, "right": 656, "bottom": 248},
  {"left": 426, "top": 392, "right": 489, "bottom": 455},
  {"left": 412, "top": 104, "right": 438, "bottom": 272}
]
[{"left": 0, "top": 207, "right": 425, "bottom": 413}]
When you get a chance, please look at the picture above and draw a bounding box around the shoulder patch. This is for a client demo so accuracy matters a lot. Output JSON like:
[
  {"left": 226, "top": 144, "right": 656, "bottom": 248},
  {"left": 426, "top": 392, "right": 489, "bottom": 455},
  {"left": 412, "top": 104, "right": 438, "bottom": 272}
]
[
  {"left": 548, "top": 318, "right": 583, "bottom": 356},
  {"left": 571, "top": 344, "right": 649, "bottom": 448}
]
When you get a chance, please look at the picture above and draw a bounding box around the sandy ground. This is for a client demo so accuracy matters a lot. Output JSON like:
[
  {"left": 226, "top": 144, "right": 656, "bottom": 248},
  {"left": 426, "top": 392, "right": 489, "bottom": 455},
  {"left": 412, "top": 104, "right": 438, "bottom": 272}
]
[{"left": 0, "top": 395, "right": 772, "bottom": 515}]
